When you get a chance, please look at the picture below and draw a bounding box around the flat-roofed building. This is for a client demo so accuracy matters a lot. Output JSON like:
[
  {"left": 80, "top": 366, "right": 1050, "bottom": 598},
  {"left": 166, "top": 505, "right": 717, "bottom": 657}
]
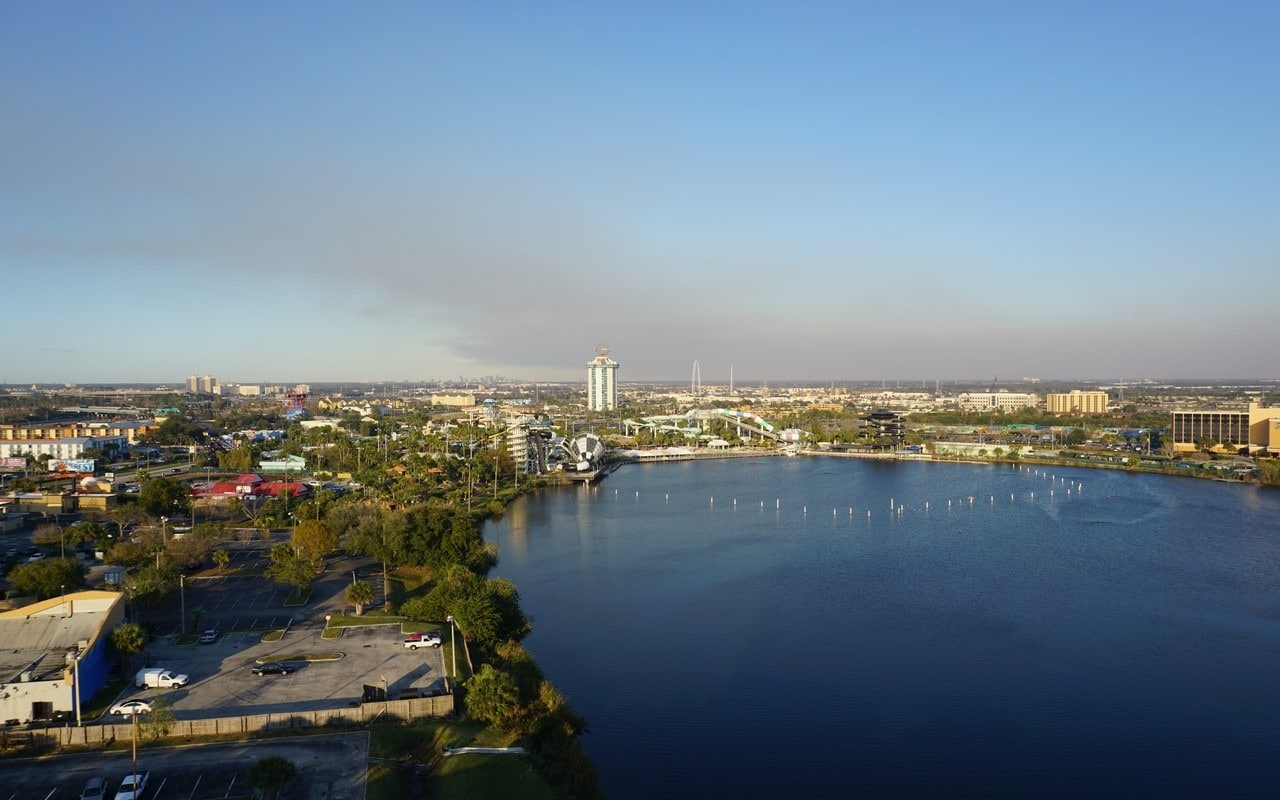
[
  {"left": 1046, "top": 390, "right": 1109, "bottom": 414},
  {"left": 0, "top": 435, "right": 127, "bottom": 460},
  {"left": 956, "top": 392, "right": 1039, "bottom": 413},
  {"left": 1171, "top": 402, "right": 1280, "bottom": 455},
  {"left": 0, "top": 592, "right": 125, "bottom": 725}
]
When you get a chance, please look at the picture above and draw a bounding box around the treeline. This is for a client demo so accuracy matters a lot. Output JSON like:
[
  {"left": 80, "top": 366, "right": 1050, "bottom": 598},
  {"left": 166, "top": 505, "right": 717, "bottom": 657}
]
[{"left": 321, "top": 501, "right": 602, "bottom": 798}]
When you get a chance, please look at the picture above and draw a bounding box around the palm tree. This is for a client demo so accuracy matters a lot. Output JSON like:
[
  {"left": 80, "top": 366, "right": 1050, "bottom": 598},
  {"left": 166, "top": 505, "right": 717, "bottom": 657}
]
[{"left": 346, "top": 580, "right": 375, "bottom": 616}]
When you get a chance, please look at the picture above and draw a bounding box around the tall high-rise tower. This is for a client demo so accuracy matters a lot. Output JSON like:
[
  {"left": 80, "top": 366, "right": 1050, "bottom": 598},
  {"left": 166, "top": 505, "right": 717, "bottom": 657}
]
[{"left": 586, "top": 343, "right": 618, "bottom": 411}]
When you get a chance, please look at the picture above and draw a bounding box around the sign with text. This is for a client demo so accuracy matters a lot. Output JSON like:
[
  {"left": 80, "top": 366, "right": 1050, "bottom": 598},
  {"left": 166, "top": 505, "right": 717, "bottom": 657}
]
[{"left": 49, "top": 458, "right": 95, "bottom": 473}]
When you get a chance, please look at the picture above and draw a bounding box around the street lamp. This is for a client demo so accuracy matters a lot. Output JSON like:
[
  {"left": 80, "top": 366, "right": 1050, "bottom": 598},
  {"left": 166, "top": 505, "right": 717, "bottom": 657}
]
[
  {"left": 73, "top": 652, "right": 82, "bottom": 727},
  {"left": 446, "top": 615, "right": 458, "bottom": 686},
  {"left": 179, "top": 574, "right": 186, "bottom": 636}
]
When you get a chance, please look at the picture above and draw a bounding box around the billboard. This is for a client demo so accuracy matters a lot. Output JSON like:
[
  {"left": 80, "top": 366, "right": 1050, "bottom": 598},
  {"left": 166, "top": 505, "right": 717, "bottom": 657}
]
[
  {"left": 49, "top": 458, "right": 96, "bottom": 474},
  {"left": 0, "top": 457, "right": 25, "bottom": 472}
]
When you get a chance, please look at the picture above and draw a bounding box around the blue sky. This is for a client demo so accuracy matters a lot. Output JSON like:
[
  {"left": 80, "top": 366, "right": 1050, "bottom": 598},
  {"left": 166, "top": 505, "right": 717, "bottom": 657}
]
[{"left": 2, "top": 2, "right": 1276, "bottom": 385}]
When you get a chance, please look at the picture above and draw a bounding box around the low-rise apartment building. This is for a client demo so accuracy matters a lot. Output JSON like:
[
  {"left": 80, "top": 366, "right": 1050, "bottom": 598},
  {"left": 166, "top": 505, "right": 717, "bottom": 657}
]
[{"left": 1045, "top": 390, "right": 1109, "bottom": 415}]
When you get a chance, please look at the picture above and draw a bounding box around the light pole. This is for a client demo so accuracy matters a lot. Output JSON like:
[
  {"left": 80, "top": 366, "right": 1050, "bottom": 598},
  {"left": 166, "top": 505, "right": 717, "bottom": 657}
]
[
  {"left": 446, "top": 615, "right": 458, "bottom": 685},
  {"left": 73, "top": 653, "right": 82, "bottom": 727},
  {"left": 179, "top": 574, "right": 186, "bottom": 635}
]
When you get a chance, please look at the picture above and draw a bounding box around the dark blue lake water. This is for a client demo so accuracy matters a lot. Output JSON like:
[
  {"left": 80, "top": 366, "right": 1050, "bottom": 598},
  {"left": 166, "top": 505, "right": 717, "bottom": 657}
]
[{"left": 485, "top": 457, "right": 1280, "bottom": 799}]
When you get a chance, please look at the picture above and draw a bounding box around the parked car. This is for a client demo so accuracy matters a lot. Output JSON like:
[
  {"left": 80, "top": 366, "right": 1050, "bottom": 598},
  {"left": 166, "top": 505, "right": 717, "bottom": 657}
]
[
  {"left": 113, "top": 772, "right": 147, "bottom": 800},
  {"left": 197, "top": 629, "right": 218, "bottom": 644},
  {"left": 404, "top": 630, "right": 442, "bottom": 649},
  {"left": 109, "top": 700, "right": 153, "bottom": 717},
  {"left": 252, "top": 662, "right": 292, "bottom": 676},
  {"left": 79, "top": 776, "right": 108, "bottom": 800}
]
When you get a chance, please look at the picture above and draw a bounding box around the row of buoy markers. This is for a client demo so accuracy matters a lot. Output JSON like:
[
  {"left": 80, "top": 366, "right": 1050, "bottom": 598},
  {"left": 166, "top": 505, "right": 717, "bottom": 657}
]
[{"left": 618, "top": 478, "right": 1080, "bottom": 520}]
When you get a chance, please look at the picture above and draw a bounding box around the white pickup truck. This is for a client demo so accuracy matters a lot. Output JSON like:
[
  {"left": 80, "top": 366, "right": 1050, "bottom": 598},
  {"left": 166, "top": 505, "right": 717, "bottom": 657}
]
[
  {"left": 135, "top": 667, "right": 189, "bottom": 688},
  {"left": 403, "top": 630, "right": 442, "bottom": 650}
]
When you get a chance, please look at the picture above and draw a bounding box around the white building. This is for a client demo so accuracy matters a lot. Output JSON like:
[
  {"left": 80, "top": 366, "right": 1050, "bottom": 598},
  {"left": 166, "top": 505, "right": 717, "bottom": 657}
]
[
  {"left": 956, "top": 392, "right": 1040, "bottom": 413},
  {"left": 586, "top": 344, "right": 619, "bottom": 412},
  {"left": 0, "top": 436, "right": 128, "bottom": 461}
]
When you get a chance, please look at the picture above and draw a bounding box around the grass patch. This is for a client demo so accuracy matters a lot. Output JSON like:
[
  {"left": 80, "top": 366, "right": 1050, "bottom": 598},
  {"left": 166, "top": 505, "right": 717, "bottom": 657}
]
[
  {"left": 321, "top": 626, "right": 343, "bottom": 639},
  {"left": 261, "top": 630, "right": 284, "bottom": 642},
  {"left": 367, "top": 721, "right": 557, "bottom": 800},
  {"left": 326, "top": 612, "right": 404, "bottom": 628},
  {"left": 253, "top": 652, "right": 343, "bottom": 663}
]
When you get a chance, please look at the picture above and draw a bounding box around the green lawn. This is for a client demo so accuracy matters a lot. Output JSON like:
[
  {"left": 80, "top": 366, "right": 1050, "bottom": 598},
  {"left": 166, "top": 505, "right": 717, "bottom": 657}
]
[{"left": 368, "top": 721, "right": 560, "bottom": 800}]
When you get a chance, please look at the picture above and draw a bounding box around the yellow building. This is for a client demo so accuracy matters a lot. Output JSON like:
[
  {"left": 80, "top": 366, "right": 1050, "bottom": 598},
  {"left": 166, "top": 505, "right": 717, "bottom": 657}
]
[
  {"left": 1171, "top": 402, "right": 1280, "bottom": 455},
  {"left": 1045, "top": 390, "right": 1109, "bottom": 414}
]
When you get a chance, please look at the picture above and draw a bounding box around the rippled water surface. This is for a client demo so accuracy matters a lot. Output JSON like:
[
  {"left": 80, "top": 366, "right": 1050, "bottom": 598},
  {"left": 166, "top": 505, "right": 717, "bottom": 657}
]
[{"left": 486, "top": 458, "right": 1280, "bottom": 798}]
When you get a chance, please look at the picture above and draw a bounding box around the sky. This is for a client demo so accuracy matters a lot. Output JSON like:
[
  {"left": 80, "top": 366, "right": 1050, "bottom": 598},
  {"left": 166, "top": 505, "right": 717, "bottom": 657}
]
[{"left": 2, "top": 2, "right": 1277, "bottom": 386}]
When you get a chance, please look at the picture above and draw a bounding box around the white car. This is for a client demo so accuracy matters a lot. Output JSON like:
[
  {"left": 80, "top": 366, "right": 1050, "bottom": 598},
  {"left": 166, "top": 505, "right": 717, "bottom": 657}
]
[
  {"left": 109, "top": 700, "right": 153, "bottom": 716},
  {"left": 113, "top": 772, "right": 147, "bottom": 800}
]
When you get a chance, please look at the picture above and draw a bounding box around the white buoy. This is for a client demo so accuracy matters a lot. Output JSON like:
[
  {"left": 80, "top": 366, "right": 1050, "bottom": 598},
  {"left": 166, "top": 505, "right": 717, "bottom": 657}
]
[
  {"left": 803, "top": 505, "right": 807, "bottom": 514},
  {"left": 733, "top": 498, "right": 737, "bottom": 508},
  {"left": 1031, "top": 492, "right": 1034, "bottom": 499},
  {"left": 890, "top": 497, "right": 894, "bottom": 510},
  {"left": 948, "top": 499, "right": 952, "bottom": 508},
  {"left": 867, "top": 510, "right": 871, "bottom": 519},
  {"left": 710, "top": 496, "right": 714, "bottom": 505},
  {"left": 665, "top": 494, "right": 669, "bottom": 501},
  {"left": 776, "top": 498, "right": 780, "bottom": 509}
]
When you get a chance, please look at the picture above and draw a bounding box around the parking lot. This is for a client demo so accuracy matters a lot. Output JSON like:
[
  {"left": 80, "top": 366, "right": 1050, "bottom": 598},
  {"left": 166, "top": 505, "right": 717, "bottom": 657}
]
[
  {"left": 0, "top": 733, "right": 369, "bottom": 799},
  {"left": 103, "top": 623, "right": 448, "bottom": 722}
]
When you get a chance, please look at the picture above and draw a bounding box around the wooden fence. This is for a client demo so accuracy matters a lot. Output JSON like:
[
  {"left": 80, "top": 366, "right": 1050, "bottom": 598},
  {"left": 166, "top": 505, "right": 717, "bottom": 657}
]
[{"left": 15, "top": 694, "right": 455, "bottom": 750}]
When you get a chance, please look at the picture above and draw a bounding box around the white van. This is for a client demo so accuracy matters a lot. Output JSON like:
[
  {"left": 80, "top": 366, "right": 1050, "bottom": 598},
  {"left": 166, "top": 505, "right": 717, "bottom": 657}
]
[{"left": 135, "top": 667, "right": 189, "bottom": 688}]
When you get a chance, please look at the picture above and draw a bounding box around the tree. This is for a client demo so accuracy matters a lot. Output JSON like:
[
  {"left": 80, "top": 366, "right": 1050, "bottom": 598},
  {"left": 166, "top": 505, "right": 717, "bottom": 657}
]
[
  {"left": 248, "top": 756, "right": 298, "bottom": 800},
  {"left": 264, "top": 543, "right": 314, "bottom": 599},
  {"left": 465, "top": 664, "right": 520, "bottom": 729},
  {"left": 7, "top": 557, "right": 85, "bottom": 599},
  {"left": 110, "top": 622, "right": 147, "bottom": 670},
  {"left": 138, "top": 476, "right": 191, "bottom": 518},
  {"left": 141, "top": 695, "right": 175, "bottom": 740},
  {"left": 291, "top": 519, "right": 338, "bottom": 564},
  {"left": 342, "top": 507, "right": 408, "bottom": 612},
  {"left": 124, "top": 562, "right": 180, "bottom": 608},
  {"left": 346, "top": 580, "right": 375, "bottom": 615},
  {"left": 212, "top": 549, "right": 230, "bottom": 573}
]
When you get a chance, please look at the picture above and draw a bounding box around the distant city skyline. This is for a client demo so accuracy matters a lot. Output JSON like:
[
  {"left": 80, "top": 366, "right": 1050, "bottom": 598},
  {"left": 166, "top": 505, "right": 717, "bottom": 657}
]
[{"left": 3, "top": 4, "right": 1276, "bottom": 384}]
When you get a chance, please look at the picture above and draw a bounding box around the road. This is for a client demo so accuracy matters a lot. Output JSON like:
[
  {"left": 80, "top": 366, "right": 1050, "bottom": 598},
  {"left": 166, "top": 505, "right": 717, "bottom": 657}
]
[{"left": 1, "top": 732, "right": 369, "bottom": 798}]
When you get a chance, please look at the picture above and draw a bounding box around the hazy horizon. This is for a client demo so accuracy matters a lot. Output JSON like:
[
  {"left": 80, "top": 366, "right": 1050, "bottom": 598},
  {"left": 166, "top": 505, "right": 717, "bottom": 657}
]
[{"left": 3, "top": 3, "right": 1276, "bottom": 384}]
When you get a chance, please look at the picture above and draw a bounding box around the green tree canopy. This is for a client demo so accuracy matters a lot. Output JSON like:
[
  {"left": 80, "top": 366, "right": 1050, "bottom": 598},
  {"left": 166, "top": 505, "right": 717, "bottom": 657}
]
[
  {"left": 346, "top": 580, "right": 375, "bottom": 615},
  {"left": 247, "top": 756, "right": 298, "bottom": 800},
  {"left": 7, "top": 557, "right": 86, "bottom": 599},
  {"left": 138, "top": 476, "right": 192, "bottom": 518},
  {"left": 464, "top": 664, "right": 521, "bottom": 729},
  {"left": 291, "top": 519, "right": 339, "bottom": 563},
  {"left": 264, "top": 542, "right": 314, "bottom": 597},
  {"left": 400, "top": 565, "right": 530, "bottom": 652},
  {"left": 110, "top": 621, "right": 147, "bottom": 659}
]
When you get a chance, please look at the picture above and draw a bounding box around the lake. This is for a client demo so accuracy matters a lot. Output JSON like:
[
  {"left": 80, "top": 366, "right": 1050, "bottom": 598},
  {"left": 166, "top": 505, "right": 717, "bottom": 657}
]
[{"left": 485, "top": 456, "right": 1280, "bottom": 798}]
